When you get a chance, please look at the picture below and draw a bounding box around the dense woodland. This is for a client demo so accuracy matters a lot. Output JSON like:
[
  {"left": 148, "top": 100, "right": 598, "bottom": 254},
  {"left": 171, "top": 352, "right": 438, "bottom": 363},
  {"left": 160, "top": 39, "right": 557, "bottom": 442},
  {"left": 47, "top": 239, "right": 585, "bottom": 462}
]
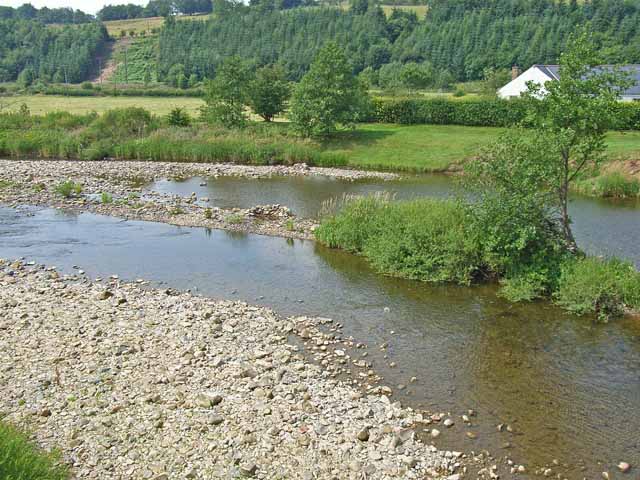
[
  {"left": 158, "top": 0, "right": 640, "bottom": 82},
  {"left": 97, "top": 1, "right": 213, "bottom": 20},
  {"left": 1, "top": 0, "right": 640, "bottom": 85},
  {"left": 0, "top": 20, "right": 108, "bottom": 83},
  {"left": 0, "top": 4, "right": 93, "bottom": 24}
]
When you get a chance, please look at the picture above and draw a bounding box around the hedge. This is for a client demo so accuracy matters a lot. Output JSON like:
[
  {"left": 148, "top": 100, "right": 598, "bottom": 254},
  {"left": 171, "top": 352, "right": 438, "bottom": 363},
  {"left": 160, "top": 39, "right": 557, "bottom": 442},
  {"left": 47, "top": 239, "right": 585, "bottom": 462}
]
[
  {"left": 368, "top": 97, "right": 640, "bottom": 130},
  {"left": 30, "top": 85, "right": 205, "bottom": 98}
]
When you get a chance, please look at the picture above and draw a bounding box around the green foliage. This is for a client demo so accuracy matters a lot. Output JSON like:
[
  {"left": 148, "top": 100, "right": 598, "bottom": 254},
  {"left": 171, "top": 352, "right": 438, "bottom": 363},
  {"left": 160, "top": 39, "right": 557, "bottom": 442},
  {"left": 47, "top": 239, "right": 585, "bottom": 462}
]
[
  {"left": 204, "top": 207, "right": 213, "bottom": 219},
  {"left": 225, "top": 213, "right": 244, "bottom": 224},
  {"left": 555, "top": 257, "right": 640, "bottom": 321},
  {"left": 290, "top": 42, "right": 370, "bottom": 137},
  {"left": 465, "top": 129, "right": 569, "bottom": 299},
  {"left": 100, "top": 192, "right": 113, "bottom": 204},
  {"left": 524, "top": 28, "right": 635, "bottom": 249},
  {"left": 81, "top": 82, "right": 93, "bottom": 90},
  {"left": 316, "top": 195, "right": 481, "bottom": 284},
  {"left": 452, "top": 89, "right": 465, "bottom": 97},
  {"left": 369, "top": 97, "right": 530, "bottom": 127},
  {"left": 481, "top": 68, "right": 512, "bottom": 96},
  {"left": 55, "top": 180, "right": 82, "bottom": 198},
  {"left": 112, "top": 37, "right": 158, "bottom": 84},
  {"left": 247, "top": 65, "right": 290, "bottom": 122},
  {"left": 167, "top": 107, "right": 191, "bottom": 127},
  {"left": 0, "top": 20, "right": 108, "bottom": 83},
  {"left": 0, "top": 419, "right": 69, "bottom": 480},
  {"left": 203, "top": 56, "right": 252, "bottom": 128},
  {"left": 575, "top": 172, "right": 640, "bottom": 198}
]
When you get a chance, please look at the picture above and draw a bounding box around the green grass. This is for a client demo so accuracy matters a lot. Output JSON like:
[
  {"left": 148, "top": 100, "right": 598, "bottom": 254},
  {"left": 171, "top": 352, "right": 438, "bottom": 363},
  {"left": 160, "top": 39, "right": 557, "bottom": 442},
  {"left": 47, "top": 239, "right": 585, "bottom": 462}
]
[
  {"left": 321, "top": 125, "right": 640, "bottom": 173},
  {"left": 322, "top": 123, "right": 502, "bottom": 172},
  {"left": 6, "top": 95, "right": 205, "bottom": 116},
  {"left": 0, "top": 419, "right": 69, "bottom": 480}
]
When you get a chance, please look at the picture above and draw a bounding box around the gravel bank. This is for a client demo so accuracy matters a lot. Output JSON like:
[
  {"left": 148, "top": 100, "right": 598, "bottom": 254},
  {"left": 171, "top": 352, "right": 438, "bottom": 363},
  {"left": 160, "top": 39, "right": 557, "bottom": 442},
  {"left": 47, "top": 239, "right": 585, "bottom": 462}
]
[
  {"left": 0, "top": 260, "right": 463, "bottom": 479},
  {"left": 0, "top": 159, "right": 397, "bottom": 240}
]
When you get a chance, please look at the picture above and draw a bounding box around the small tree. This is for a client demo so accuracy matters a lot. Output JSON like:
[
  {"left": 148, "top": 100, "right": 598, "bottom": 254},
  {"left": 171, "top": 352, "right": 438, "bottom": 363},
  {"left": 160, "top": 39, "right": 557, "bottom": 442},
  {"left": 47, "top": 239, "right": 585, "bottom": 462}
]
[
  {"left": 143, "top": 67, "right": 152, "bottom": 86},
  {"left": 524, "top": 29, "right": 632, "bottom": 251},
  {"left": 290, "top": 42, "right": 369, "bottom": 137},
  {"left": 247, "top": 65, "right": 290, "bottom": 122},
  {"left": 188, "top": 73, "right": 199, "bottom": 88},
  {"left": 203, "top": 56, "right": 251, "bottom": 128},
  {"left": 481, "top": 67, "right": 511, "bottom": 96}
]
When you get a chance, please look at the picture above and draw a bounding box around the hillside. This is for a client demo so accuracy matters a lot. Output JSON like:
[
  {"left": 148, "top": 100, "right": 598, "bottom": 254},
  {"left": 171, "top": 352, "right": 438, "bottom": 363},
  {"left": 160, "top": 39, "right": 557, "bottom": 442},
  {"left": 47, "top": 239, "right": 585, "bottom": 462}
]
[{"left": 2, "top": 0, "right": 640, "bottom": 87}]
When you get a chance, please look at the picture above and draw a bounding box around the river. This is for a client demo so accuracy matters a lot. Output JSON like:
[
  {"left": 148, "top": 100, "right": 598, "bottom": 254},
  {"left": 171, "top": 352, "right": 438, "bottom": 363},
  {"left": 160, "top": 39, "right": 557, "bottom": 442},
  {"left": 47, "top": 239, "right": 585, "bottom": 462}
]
[{"left": 1, "top": 173, "right": 639, "bottom": 478}]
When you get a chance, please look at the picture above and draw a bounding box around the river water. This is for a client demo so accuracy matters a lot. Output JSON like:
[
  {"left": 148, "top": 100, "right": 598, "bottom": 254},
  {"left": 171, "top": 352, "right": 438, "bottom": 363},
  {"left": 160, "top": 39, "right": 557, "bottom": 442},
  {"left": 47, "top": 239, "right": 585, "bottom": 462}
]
[{"left": 1, "top": 174, "right": 639, "bottom": 478}]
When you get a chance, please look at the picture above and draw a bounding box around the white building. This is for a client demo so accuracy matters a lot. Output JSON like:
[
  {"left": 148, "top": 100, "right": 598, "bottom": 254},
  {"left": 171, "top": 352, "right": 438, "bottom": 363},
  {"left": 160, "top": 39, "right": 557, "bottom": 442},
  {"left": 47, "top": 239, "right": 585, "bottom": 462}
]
[{"left": 498, "top": 64, "right": 640, "bottom": 102}]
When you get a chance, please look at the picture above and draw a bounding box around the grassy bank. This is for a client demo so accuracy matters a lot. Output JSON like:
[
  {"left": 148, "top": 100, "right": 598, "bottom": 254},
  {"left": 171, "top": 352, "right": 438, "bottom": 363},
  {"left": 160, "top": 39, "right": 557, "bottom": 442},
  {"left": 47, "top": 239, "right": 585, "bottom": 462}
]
[
  {"left": 0, "top": 419, "right": 68, "bottom": 480},
  {"left": 1, "top": 106, "right": 639, "bottom": 187},
  {"left": 316, "top": 195, "right": 640, "bottom": 319}
]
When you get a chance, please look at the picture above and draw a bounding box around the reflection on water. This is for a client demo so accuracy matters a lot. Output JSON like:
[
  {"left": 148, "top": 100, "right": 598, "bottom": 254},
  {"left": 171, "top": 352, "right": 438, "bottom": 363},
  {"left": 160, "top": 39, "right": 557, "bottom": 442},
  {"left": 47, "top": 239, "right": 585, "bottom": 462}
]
[
  {"left": 148, "top": 175, "right": 640, "bottom": 267},
  {"left": 1, "top": 205, "right": 639, "bottom": 478}
]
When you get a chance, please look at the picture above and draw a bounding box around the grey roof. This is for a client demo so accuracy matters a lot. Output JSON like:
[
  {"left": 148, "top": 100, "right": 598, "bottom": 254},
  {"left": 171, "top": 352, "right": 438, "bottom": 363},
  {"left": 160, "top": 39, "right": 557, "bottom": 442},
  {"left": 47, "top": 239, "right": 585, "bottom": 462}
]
[{"left": 533, "top": 64, "right": 640, "bottom": 97}]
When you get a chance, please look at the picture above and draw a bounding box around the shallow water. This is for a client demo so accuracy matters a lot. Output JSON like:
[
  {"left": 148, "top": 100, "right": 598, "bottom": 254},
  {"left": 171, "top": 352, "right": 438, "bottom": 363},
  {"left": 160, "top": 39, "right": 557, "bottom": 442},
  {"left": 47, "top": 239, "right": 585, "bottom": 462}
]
[
  {"left": 1, "top": 203, "right": 639, "bottom": 478},
  {"left": 149, "top": 175, "right": 640, "bottom": 267}
]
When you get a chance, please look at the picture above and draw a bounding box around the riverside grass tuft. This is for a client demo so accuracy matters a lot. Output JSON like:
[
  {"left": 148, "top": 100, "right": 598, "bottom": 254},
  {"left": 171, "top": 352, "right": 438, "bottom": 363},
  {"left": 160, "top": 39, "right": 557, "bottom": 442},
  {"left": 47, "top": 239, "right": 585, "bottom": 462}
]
[
  {"left": 316, "top": 195, "right": 640, "bottom": 320},
  {"left": 0, "top": 419, "right": 69, "bottom": 480}
]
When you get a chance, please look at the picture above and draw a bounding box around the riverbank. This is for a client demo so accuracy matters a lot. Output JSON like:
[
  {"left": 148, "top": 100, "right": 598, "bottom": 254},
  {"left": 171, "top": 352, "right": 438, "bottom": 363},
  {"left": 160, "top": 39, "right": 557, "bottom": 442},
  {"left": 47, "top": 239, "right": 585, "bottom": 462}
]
[
  {"left": 0, "top": 259, "right": 464, "bottom": 479},
  {"left": 0, "top": 159, "right": 396, "bottom": 240}
]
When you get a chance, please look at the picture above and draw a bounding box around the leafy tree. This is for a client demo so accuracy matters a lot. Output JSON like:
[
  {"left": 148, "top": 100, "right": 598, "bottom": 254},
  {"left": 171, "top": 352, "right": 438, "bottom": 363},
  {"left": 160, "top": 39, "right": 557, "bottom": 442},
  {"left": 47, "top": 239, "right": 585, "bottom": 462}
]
[
  {"left": 290, "top": 42, "right": 369, "bottom": 137},
  {"left": 17, "top": 66, "right": 35, "bottom": 87},
  {"left": 481, "top": 67, "right": 511, "bottom": 96},
  {"left": 188, "top": 73, "right": 199, "bottom": 88},
  {"left": 203, "top": 56, "right": 251, "bottom": 128},
  {"left": 247, "top": 65, "right": 290, "bottom": 122},
  {"left": 143, "top": 67, "right": 152, "bottom": 86},
  {"left": 464, "top": 29, "right": 633, "bottom": 301},
  {"left": 523, "top": 29, "right": 633, "bottom": 251}
]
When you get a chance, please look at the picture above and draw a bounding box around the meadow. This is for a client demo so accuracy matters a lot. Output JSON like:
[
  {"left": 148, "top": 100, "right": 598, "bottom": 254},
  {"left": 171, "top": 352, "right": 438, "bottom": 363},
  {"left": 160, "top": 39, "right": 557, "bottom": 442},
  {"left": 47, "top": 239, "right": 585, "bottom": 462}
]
[
  {"left": 6, "top": 95, "right": 205, "bottom": 116},
  {"left": 2, "top": 97, "right": 639, "bottom": 174}
]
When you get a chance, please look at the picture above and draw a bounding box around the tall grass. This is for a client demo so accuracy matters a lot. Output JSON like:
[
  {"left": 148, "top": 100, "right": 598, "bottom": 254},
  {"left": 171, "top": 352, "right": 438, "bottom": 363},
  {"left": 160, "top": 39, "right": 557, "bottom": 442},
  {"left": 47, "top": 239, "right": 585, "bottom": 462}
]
[
  {"left": 0, "top": 109, "right": 347, "bottom": 167},
  {"left": 574, "top": 172, "right": 640, "bottom": 198},
  {"left": 0, "top": 419, "right": 69, "bottom": 480}
]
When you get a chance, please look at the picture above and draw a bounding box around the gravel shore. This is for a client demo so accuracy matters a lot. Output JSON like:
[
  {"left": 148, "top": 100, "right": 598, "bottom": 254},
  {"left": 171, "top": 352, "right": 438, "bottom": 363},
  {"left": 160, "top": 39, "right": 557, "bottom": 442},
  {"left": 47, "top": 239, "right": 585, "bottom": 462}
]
[
  {"left": 0, "top": 159, "right": 397, "bottom": 240},
  {"left": 0, "top": 260, "right": 463, "bottom": 479}
]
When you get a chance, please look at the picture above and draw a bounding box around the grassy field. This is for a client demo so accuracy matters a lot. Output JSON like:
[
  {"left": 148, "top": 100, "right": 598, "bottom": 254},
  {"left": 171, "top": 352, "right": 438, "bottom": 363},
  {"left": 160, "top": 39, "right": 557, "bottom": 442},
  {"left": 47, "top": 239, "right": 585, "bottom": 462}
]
[
  {"left": 102, "top": 14, "right": 210, "bottom": 37},
  {"left": 7, "top": 95, "right": 205, "bottom": 116},
  {"left": 380, "top": 4, "right": 428, "bottom": 17},
  {"left": 324, "top": 125, "right": 640, "bottom": 172},
  {"left": 0, "top": 420, "right": 68, "bottom": 480},
  {"left": 323, "top": 124, "right": 500, "bottom": 171}
]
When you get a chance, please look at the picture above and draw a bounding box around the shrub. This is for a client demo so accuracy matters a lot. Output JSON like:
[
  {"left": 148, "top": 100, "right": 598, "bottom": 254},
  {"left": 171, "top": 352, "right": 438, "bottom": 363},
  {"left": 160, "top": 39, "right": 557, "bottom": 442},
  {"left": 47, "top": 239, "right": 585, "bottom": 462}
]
[
  {"left": 316, "top": 195, "right": 481, "bottom": 284},
  {"left": 100, "top": 192, "right": 113, "bottom": 204},
  {"left": 167, "top": 107, "right": 191, "bottom": 127},
  {"left": 555, "top": 257, "right": 640, "bottom": 321},
  {"left": 55, "top": 180, "right": 82, "bottom": 198},
  {"left": 452, "top": 89, "right": 466, "bottom": 97},
  {"left": 81, "top": 81, "right": 93, "bottom": 90},
  {"left": 0, "top": 419, "right": 69, "bottom": 480},
  {"left": 369, "top": 97, "right": 640, "bottom": 129}
]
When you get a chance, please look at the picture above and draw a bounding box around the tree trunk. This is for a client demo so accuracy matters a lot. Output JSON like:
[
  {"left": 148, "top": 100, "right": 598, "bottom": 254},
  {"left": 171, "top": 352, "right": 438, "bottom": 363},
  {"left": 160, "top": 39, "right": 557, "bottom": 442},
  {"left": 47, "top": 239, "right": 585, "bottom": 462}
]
[{"left": 560, "top": 150, "right": 578, "bottom": 252}]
